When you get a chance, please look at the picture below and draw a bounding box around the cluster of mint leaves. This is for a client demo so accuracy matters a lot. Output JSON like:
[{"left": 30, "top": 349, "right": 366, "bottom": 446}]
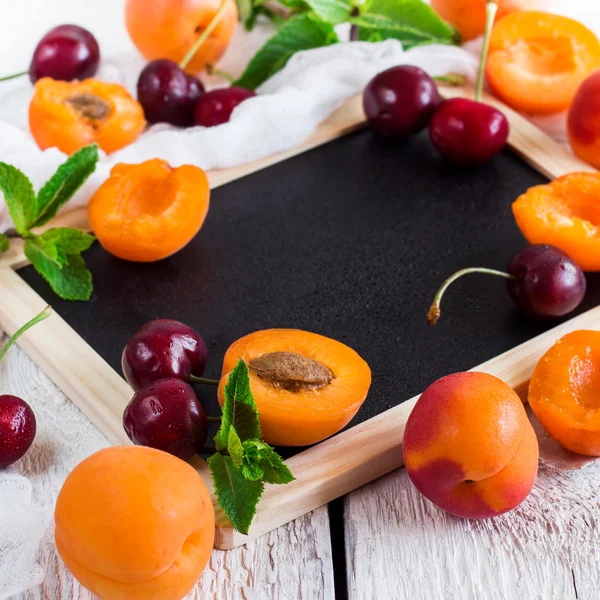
[
  {"left": 0, "top": 145, "right": 99, "bottom": 301},
  {"left": 208, "top": 358, "right": 294, "bottom": 535},
  {"left": 233, "top": 0, "right": 459, "bottom": 90}
]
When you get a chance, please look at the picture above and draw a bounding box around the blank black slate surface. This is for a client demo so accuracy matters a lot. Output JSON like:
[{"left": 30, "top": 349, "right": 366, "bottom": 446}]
[{"left": 18, "top": 129, "right": 600, "bottom": 443}]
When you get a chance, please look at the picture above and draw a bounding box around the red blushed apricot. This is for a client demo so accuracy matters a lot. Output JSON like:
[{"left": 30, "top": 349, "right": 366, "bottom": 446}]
[
  {"left": 218, "top": 329, "right": 371, "bottom": 446},
  {"left": 529, "top": 330, "right": 600, "bottom": 456},
  {"left": 568, "top": 70, "right": 600, "bottom": 170},
  {"left": 403, "top": 372, "right": 538, "bottom": 518}
]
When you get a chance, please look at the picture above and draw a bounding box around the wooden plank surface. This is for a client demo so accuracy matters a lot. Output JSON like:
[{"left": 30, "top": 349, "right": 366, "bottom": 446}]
[{"left": 2, "top": 325, "right": 335, "bottom": 600}]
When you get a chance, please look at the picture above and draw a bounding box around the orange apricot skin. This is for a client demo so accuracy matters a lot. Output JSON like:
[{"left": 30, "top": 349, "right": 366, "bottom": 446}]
[
  {"left": 568, "top": 71, "right": 600, "bottom": 169},
  {"left": 29, "top": 78, "right": 145, "bottom": 155},
  {"left": 125, "top": 0, "right": 238, "bottom": 75},
  {"left": 486, "top": 12, "right": 600, "bottom": 115},
  {"left": 430, "top": 0, "right": 523, "bottom": 42},
  {"left": 403, "top": 372, "right": 538, "bottom": 518},
  {"left": 529, "top": 330, "right": 600, "bottom": 456},
  {"left": 88, "top": 159, "right": 210, "bottom": 262},
  {"left": 218, "top": 329, "right": 371, "bottom": 446},
  {"left": 512, "top": 172, "right": 600, "bottom": 272},
  {"left": 55, "top": 446, "right": 214, "bottom": 600}
]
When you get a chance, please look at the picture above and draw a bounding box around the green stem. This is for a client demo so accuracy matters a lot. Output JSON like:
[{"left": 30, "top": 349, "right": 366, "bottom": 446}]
[
  {"left": 0, "top": 70, "right": 28, "bottom": 82},
  {"left": 427, "top": 268, "right": 515, "bottom": 325},
  {"left": 476, "top": 0, "right": 498, "bottom": 102},
  {"left": 189, "top": 374, "right": 220, "bottom": 385},
  {"left": 207, "top": 416, "right": 222, "bottom": 423},
  {"left": 0, "top": 306, "right": 51, "bottom": 362},
  {"left": 179, "top": 0, "right": 231, "bottom": 71},
  {"left": 206, "top": 64, "right": 235, "bottom": 83},
  {"left": 434, "top": 73, "right": 468, "bottom": 87}
]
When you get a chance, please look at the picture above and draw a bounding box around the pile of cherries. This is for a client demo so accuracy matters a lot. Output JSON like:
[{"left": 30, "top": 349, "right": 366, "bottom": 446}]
[
  {"left": 121, "top": 319, "right": 218, "bottom": 459},
  {"left": 4, "top": 24, "right": 255, "bottom": 129}
]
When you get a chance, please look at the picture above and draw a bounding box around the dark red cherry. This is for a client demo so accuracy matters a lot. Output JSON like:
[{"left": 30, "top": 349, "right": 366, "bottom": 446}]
[
  {"left": 429, "top": 97, "right": 509, "bottom": 166},
  {"left": 194, "top": 86, "right": 256, "bottom": 127},
  {"left": 363, "top": 65, "right": 441, "bottom": 138},
  {"left": 506, "top": 245, "right": 586, "bottom": 319},
  {"left": 137, "top": 59, "right": 204, "bottom": 127},
  {"left": 29, "top": 25, "right": 100, "bottom": 83},
  {"left": 123, "top": 379, "right": 208, "bottom": 459},
  {"left": 0, "top": 395, "right": 36, "bottom": 469},
  {"left": 122, "top": 319, "right": 208, "bottom": 391},
  {"left": 428, "top": 244, "right": 586, "bottom": 325}
]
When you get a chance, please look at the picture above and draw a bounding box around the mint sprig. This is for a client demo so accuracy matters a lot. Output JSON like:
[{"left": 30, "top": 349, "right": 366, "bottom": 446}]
[
  {"left": 235, "top": 0, "right": 459, "bottom": 90},
  {"left": 209, "top": 359, "right": 295, "bottom": 535},
  {"left": 0, "top": 145, "right": 99, "bottom": 301}
]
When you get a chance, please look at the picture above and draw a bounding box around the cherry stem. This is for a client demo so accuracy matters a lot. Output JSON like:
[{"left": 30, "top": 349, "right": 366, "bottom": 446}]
[
  {"left": 207, "top": 416, "right": 222, "bottom": 423},
  {"left": 434, "top": 73, "right": 468, "bottom": 87},
  {"left": 206, "top": 64, "right": 235, "bottom": 83},
  {"left": 189, "top": 374, "right": 220, "bottom": 385},
  {"left": 476, "top": 0, "right": 498, "bottom": 102},
  {"left": 427, "top": 268, "right": 515, "bottom": 325},
  {"left": 179, "top": 0, "right": 230, "bottom": 71},
  {"left": 0, "top": 306, "right": 51, "bottom": 362},
  {"left": 0, "top": 70, "right": 28, "bottom": 82}
]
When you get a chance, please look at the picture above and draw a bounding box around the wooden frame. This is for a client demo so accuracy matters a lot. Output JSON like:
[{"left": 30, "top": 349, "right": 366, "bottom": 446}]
[{"left": 0, "top": 89, "right": 595, "bottom": 550}]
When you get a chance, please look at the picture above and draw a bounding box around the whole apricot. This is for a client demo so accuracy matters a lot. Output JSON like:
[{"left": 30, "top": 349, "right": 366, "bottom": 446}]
[
  {"left": 55, "top": 446, "right": 214, "bottom": 600},
  {"left": 125, "top": 0, "right": 238, "bottom": 75},
  {"left": 568, "top": 71, "right": 600, "bottom": 170},
  {"left": 403, "top": 372, "right": 538, "bottom": 518},
  {"left": 529, "top": 330, "right": 600, "bottom": 456},
  {"left": 430, "top": 0, "right": 526, "bottom": 42}
]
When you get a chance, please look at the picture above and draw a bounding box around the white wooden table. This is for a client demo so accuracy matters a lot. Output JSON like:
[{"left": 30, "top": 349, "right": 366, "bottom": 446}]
[{"left": 4, "top": 327, "right": 600, "bottom": 600}]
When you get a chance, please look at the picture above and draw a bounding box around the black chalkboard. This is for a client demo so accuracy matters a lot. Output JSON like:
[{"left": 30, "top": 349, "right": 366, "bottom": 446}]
[{"left": 17, "top": 129, "right": 600, "bottom": 440}]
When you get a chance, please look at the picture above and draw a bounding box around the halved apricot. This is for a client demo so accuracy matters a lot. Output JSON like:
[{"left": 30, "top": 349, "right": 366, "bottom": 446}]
[
  {"left": 529, "top": 330, "right": 600, "bottom": 456},
  {"left": 512, "top": 172, "right": 600, "bottom": 272},
  {"left": 88, "top": 158, "right": 210, "bottom": 262},
  {"left": 29, "top": 78, "right": 146, "bottom": 155},
  {"left": 218, "top": 329, "right": 371, "bottom": 446},
  {"left": 486, "top": 12, "right": 600, "bottom": 115}
]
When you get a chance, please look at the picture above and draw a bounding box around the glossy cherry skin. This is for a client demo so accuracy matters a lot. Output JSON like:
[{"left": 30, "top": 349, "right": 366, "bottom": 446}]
[
  {"left": 122, "top": 319, "right": 208, "bottom": 391},
  {"left": 194, "top": 87, "right": 256, "bottom": 127},
  {"left": 0, "top": 395, "right": 36, "bottom": 469},
  {"left": 429, "top": 98, "right": 509, "bottom": 166},
  {"left": 137, "top": 59, "right": 205, "bottom": 127},
  {"left": 507, "top": 245, "right": 586, "bottom": 319},
  {"left": 363, "top": 65, "right": 441, "bottom": 138},
  {"left": 123, "top": 379, "right": 208, "bottom": 459},
  {"left": 29, "top": 24, "right": 100, "bottom": 84}
]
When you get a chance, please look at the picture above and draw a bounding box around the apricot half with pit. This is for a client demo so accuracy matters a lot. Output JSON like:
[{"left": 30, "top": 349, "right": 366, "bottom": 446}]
[
  {"left": 55, "top": 446, "right": 214, "bottom": 600},
  {"left": 403, "top": 372, "right": 538, "bottom": 518},
  {"left": 218, "top": 329, "right": 371, "bottom": 446}
]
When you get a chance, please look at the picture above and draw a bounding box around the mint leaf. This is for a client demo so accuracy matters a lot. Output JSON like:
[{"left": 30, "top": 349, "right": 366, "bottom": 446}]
[
  {"left": 24, "top": 239, "right": 93, "bottom": 301},
  {"left": 214, "top": 359, "right": 262, "bottom": 450},
  {"left": 0, "top": 233, "right": 9, "bottom": 253},
  {"left": 208, "top": 453, "right": 264, "bottom": 535},
  {"left": 36, "top": 228, "right": 95, "bottom": 268},
  {"left": 0, "top": 163, "right": 36, "bottom": 235},
  {"left": 305, "top": 0, "right": 351, "bottom": 24},
  {"left": 32, "top": 145, "right": 99, "bottom": 228},
  {"left": 352, "top": 0, "right": 458, "bottom": 48},
  {"left": 235, "top": 14, "right": 338, "bottom": 90},
  {"left": 228, "top": 426, "right": 244, "bottom": 468},
  {"left": 242, "top": 440, "right": 295, "bottom": 485}
]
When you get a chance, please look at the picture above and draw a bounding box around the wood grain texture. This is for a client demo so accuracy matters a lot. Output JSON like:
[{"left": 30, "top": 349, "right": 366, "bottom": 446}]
[
  {"left": 344, "top": 463, "right": 600, "bottom": 600},
  {"left": 1, "top": 325, "right": 335, "bottom": 600}
]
